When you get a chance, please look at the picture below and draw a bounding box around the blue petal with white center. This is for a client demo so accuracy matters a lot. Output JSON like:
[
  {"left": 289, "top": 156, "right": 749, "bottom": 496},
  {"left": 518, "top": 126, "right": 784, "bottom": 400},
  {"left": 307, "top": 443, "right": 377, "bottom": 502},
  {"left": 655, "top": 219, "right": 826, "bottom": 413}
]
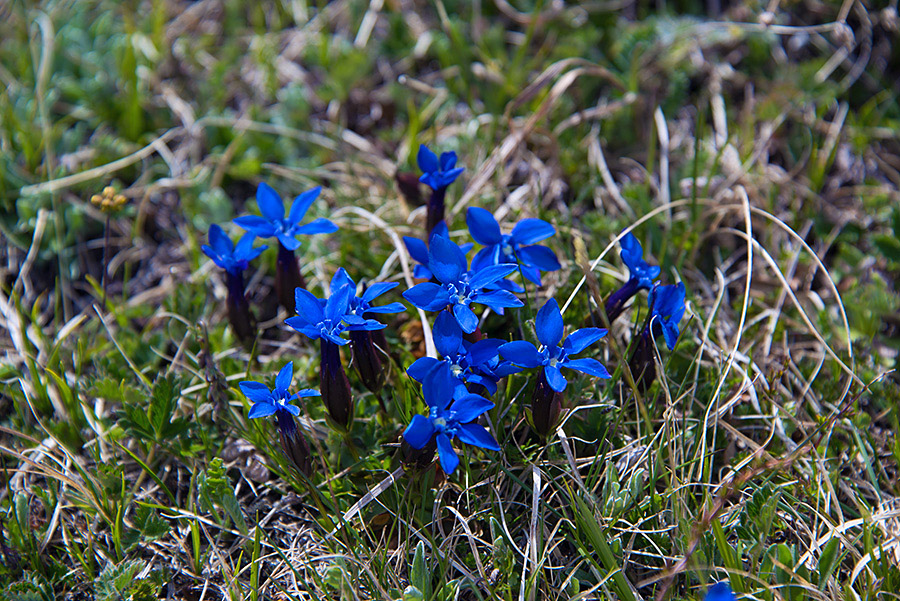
[
  {"left": 402, "top": 364, "right": 500, "bottom": 475},
  {"left": 499, "top": 298, "right": 610, "bottom": 392},
  {"left": 620, "top": 231, "right": 661, "bottom": 291},
  {"left": 234, "top": 182, "right": 338, "bottom": 251},
  {"left": 241, "top": 362, "right": 321, "bottom": 420},
  {"left": 466, "top": 207, "right": 560, "bottom": 286},
  {"left": 418, "top": 145, "right": 464, "bottom": 191}
]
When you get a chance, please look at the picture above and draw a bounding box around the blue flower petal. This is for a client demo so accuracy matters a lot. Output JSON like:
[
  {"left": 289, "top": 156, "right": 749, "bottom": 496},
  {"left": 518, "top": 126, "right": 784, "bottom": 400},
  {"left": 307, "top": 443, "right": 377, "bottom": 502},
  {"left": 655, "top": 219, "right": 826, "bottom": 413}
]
[
  {"left": 456, "top": 423, "right": 501, "bottom": 451},
  {"left": 544, "top": 364, "right": 568, "bottom": 392},
  {"left": 428, "top": 234, "right": 466, "bottom": 284},
  {"left": 288, "top": 186, "right": 321, "bottom": 225},
  {"left": 517, "top": 245, "right": 560, "bottom": 271},
  {"left": 436, "top": 433, "right": 460, "bottom": 474},
  {"left": 423, "top": 364, "right": 455, "bottom": 412},
  {"left": 563, "top": 357, "right": 610, "bottom": 379},
  {"left": 453, "top": 304, "right": 479, "bottom": 334},
  {"left": 234, "top": 215, "right": 276, "bottom": 238},
  {"left": 294, "top": 288, "right": 325, "bottom": 324},
  {"left": 404, "top": 236, "right": 430, "bottom": 265},
  {"left": 325, "top": 283, "right": 352, "bottom": 322},
  {"left": 704, "top": 583, "right": 736, "bottom": 601},
  {"left": 535, "top": 298, "right": 564, "bottom": 348},
  {"left": 248, "top": 402, "right": 277, "bottom": 419},
  {"left": 439, "top": 151, "right": 457, "bottom": 171},
  {"left": 563, "top": 328, "right": 607, "bottom": 355},
  {"left": 468, "top": 264, "right": 518, "bottom": 290},
  {"left": 294, "top": 388, "right": 322, "bottom": 398},
  {"left": 433, "top": 310, "right": 463, "bottom": 356},
  {"left": 407, "top": 357, "right": 440, "bottom": 382},
  {"left": 499, "top": 341, "right": 542, "bottom": 368},
  {"left": 208, "top": 224, "right": 232, "bottom": 255},
  {"left": 256, "top": 182, "right": 285, "bottom": 221},
  {"left": 403, "top": 283, "right": 450, "bottom": 311},
  {"left": 277, "top": 232, "right": 302, "bottom": 251},
  {"left": 476, "top": 289, "right": 524, "bottom": 311},
  {"left": 450, "top": 394, "right": 494, "bottom": 423},
  {"left": 417, "top": 145, "right": 440, "bottom": 174},
  {"left": 240, "top": 382, "right": 273, "bottom": 402},
  {"left": 275, "top": 362, "right": 293, "bottom": 393},
  {"left": 467, "top": 338, "right": 503, "bottom": 366},
  {"left": 466, "top": 207, "right": 503, "bottom": 245},
  {"left": 365, "top": 302, "right": 405, "bottom": 314},
  {"left": 283, "top": 403, "right": 301, "bottom": 416},
  {"left": 293, "top": 217, "right": 339, "bottom": 236},
  {"left": 404, "top": 414, "right": 436, "bottom": 449},
  {"left": 511, "top": 218, "right": 555, "bottom": 245},
  {"left": 361, "top": 282, "right": 398, "bottom": 303}
]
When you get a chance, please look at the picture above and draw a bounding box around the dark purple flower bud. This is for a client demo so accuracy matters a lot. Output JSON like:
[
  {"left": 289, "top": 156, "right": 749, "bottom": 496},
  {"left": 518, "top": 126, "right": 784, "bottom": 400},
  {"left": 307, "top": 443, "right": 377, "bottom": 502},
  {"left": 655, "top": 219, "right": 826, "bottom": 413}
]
[
  {"left": 531, "top": 369, "right": 563, "bottom": 438},
  {"left": 395, "top": 172, "right": 424, "bottom": 206},
  {"left": 276, "top": 242, "right": 307, "bottom": 313},
  {"left": 320, "top": 339, "right": 354, "bottom": 428},
  {"left": 275, "top": 411, "right": 312, "bottom": 476},
  {"left": 426, "top": 187, "right": 447, "bottom": 238},
  {"left": 627, "top": 328, "right": 657, "bottom": 392},
  {"left": 349, "top": 329, "right": 385, "bottom": 394},
  {"left": 225, "top": 271, "right": 256, "bottom": 345}
]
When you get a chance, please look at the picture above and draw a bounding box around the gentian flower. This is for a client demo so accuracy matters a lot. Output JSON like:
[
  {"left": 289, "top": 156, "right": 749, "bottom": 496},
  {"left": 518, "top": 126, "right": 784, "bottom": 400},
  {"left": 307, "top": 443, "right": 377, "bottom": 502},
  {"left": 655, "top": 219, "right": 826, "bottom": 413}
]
[
  {"left": 407, "top": 310, "right": 517, "bottom": 398},
  {"left": 241, "top": 362, "right": 319, "bottom": 474},
  {"left": 649, "top": 282, "right": 686, "bottom": 350},
  {"left": 596, "top": 231, "right": 661, "bottom": 324},
  {"left": 403, "top": 222, "right": 473, "bottom": 281},
  {"left": 234, "top": 182, "right": 338, "bottom": 312},
  {"left": 285, "top": 285, "right": 355, "bottom": 428},
  {"left": 330, "top": 268, "right": 405, "bottom": 395},
  {"left": 417, "top": 145, "right": 464, "bottom": 236},
  {"left": 403, "top": 234, "right": 523, "bottom": 333},
  {"left": 500, "top": 298, "right": 610, "bottom": 392},
  {"left": 704, "top": 582, "right": 736, "bottom": 601},
  {"left": 466, "top": 207, "right": 561, "bottom": 286},
  {"left": 627, "top": 282, "right": 686, "bottom": 391},
  {"left": 403, "top": 364, "right": 500, "bottom": 475},
  {"left": 202, "top": 224, "right": 266, "bottom": 344}
]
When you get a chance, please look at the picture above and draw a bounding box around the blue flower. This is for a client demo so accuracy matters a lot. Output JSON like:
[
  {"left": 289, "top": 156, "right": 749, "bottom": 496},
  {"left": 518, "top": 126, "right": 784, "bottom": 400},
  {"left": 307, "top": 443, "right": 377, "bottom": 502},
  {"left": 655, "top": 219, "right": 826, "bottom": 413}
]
[
  {"left": 234, "top": 182, "right": 338, "bottom": 251},
  {"left": 704, "top": 582, "right": 736, "bottom": 601},
  {"left": 201, "top": 225, "right": 267, "bottom": 276},
  {"left": 403, "top": 222, "right": 473, "bottom": 280},
  {"left": 407, "top": 311, "right": 517, "bottom": 398},
  {"left": 285, "top": 284, "right": 352, "bottom": 346},
  {"left": 467, "top": 207, "right": 561, "bottom": 286},
  {"left": 330, "top": 268, "right": 405, "bottom": 331},
  {"left": 241, "top": 362, "right": 320, "bottom": 420},
  {"left": 418, "top": 145, "right": 464, "bottom": 191},
  {"left": 500, "top": 298, "right": 611, "bottom": 392},
  {"left": 403, "top": 234, "right": 523, "bottom": 333},
  {"left": 620, "top": 231, "right": 660, "bottom": 291},
  {"left": 403, "top": 364, "right": 500, "bottom": 474},
  {"left": 649, "top": 282, "right": 686, "bottom": 350}
]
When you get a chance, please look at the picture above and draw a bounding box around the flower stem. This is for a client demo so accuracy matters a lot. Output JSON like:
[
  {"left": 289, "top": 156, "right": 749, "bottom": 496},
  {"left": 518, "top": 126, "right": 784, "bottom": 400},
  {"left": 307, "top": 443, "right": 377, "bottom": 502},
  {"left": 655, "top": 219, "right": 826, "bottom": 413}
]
[{"left": 531, "top": 369, "right": 564, "bottom": 439}]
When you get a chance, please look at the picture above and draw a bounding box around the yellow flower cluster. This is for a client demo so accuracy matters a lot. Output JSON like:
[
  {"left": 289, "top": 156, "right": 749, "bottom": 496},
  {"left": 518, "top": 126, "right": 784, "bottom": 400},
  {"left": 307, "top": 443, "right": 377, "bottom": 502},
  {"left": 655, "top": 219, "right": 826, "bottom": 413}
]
[{"left": 90, "top": 186, "right": 127, "bottom": 212}]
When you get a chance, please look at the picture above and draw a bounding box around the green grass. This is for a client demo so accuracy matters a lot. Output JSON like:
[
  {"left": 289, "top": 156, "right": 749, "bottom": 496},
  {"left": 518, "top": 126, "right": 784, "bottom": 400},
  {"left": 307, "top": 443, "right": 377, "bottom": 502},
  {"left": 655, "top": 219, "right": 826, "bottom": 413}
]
[{"left": 1, "top": 0, "right": 900, "bottom": 599}]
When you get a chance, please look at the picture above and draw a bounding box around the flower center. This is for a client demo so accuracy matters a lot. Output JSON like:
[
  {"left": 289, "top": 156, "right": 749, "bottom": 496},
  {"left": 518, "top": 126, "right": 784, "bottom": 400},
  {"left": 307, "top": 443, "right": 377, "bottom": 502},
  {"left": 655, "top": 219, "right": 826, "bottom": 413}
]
[
  {"left": 549, "top": 358, "right": 559, "bottom": 368},
  {"left": 450, "top": 364, "right": 463, "bottom": 377},
  {"left": 433, "top": 417, "right": 448, "bottom": 429}
]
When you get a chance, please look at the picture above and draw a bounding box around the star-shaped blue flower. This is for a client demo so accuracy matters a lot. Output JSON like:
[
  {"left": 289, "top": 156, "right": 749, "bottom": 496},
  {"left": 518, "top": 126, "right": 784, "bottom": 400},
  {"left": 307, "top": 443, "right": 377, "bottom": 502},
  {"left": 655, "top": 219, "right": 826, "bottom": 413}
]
[
  {"left": 234, "top": 182, "right": 338, "bottom": 251},
  {"left": 285, "top": 284, "right": 352, "bottom": 346},
  {"left": 201, "top": 225, "right": 266, "bottom": 275},
  {"left": 467, "top": 207, "right": 561, "bottom": 286},
  {"left": 328, "top": 268, "right": 405, "bottom": 331},
  {"left": 403, "top": 364, "right": 500, "bottom": 475},
  {"left": 241, "top": 362, "right": 320, "bottom": 419},
  {"left": 407, "top": 311, "right": 518, "bottom": 398},
  {"left": 404, "top": 222, "right": 473, "bottom": 280},
  {"left": 704, "top": 582, "right": 736, "bottom": 601},
  {"left": 418, "top": 145, "right": 464, "bottom": 191},
  {"left": 500, "top": 298, "right": 611, "bottom": 392},
  {"left": 403, "top": 234, "right": 523, "bottom": 333},
  {"left": 620, "top": 231, "right": 660, "bottom": 290},
  {"left": 649, "top": 282, "right": 686, "bottom": 350}
]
